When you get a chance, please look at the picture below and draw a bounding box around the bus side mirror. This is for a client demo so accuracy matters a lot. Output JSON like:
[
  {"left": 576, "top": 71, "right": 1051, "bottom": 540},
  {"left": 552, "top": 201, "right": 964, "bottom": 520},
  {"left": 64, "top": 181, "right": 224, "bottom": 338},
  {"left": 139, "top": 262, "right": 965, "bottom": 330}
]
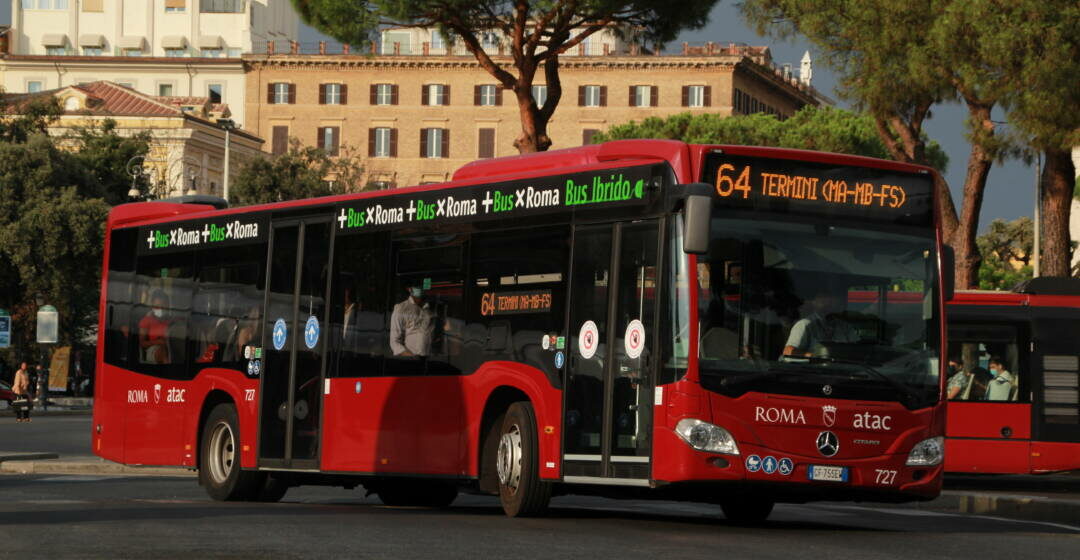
[
  {"left": 942, "top": 245, "right": 955, "bottom": 301},
  {"left": 683, "top": 195, "right": 711, "bottom": 254}
]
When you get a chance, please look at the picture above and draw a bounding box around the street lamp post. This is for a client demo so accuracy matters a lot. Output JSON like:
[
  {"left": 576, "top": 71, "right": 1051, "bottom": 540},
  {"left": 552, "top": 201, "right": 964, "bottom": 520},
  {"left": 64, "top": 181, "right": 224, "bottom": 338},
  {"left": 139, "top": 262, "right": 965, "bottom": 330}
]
[
  {"left": 35, "top": 293, "right": 58, "bottom": 409},
  {"left": 218, "top": 119, "right": 236, "bottom": 202}
]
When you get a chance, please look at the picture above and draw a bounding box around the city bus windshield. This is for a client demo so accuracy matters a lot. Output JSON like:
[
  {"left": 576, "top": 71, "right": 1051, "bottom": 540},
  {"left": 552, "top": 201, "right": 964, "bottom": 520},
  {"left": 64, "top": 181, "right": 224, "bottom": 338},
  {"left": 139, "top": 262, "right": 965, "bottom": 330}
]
[{"left": 695, "top": 216, "right": 940, "bottom": 408}]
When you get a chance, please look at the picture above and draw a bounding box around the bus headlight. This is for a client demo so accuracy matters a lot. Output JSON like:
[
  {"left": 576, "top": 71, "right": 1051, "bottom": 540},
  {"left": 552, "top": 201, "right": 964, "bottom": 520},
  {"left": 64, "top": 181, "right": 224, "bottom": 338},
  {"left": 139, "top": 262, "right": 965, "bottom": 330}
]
[
  {"left": 906, "top": 436, "right": 944, "bottom": 466},
  {"left": 675, "top": 418, "right": 740, "bottom": 455}
]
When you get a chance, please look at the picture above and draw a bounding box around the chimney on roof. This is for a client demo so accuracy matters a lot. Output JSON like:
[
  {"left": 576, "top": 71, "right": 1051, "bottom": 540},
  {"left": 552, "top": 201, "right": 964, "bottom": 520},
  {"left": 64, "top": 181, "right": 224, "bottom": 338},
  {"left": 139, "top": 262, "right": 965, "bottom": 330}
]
[
  {"left": 800, "top": 50, "right": 813, "bottom": 86},
  {"left": 783, "top": 63, "right": 792, "bottom": 80}
]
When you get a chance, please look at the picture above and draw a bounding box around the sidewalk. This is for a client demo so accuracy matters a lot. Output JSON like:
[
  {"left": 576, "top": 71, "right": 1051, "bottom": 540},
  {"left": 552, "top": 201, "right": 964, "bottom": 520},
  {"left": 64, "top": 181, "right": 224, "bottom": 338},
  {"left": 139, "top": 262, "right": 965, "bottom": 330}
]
[
  {"left": 0, "top": 397, "right": 93, "bottom": 416},
  {"left": 0, "top": 452, "right": 193, "bottom": 477}
]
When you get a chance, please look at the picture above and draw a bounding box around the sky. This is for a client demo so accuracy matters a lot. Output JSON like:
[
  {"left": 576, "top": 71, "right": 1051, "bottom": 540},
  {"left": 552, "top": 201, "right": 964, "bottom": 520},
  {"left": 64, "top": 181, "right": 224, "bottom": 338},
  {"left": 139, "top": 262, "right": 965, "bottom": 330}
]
[{"left": 1, "top": 2, "right": 1035, "bottom": 231}]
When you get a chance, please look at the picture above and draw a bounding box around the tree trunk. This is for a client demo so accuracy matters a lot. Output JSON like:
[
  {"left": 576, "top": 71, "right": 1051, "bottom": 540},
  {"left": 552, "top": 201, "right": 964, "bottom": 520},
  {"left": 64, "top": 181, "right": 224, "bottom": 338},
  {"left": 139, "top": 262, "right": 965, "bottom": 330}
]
[
  {"left": 1039, "top": 148, "right": 1076, "bottom": 277},
  {"left": 952, "top": 104, "right": 996, "bottom": 289},
  {"left": 512, "top": 88, "right": 552, "bottom": 153}
]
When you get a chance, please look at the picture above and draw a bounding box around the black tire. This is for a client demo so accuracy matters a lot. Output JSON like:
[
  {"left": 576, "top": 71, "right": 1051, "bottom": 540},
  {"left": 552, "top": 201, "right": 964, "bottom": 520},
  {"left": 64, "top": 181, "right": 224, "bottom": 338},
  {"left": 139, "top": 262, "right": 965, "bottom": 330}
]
[
  {"left": 496, "top": 401, "right": 551, "bottom": 517},
  {"left": 721, "top": 499, "right": 775, "bottom": 524},
  {"left": 375, "top": 479, "right": 458, "bottom": 508},
  {"left": 199, "top": 403, "right": 264, "bottom": 501}
]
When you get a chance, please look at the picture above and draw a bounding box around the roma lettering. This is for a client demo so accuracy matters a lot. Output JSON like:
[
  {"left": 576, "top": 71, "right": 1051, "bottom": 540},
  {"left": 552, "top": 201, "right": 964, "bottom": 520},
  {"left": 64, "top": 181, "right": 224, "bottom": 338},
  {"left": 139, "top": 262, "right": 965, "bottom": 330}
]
[{"left": 754, "top": 406, "right": 807, "bottom": 425}]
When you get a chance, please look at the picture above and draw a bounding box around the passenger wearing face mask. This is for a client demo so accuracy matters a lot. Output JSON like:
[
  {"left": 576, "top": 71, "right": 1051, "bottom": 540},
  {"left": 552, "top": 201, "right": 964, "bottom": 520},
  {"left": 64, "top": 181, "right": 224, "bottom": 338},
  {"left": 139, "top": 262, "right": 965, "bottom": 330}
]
[
  {"left": 985, "top": 356, "right": 1016, "bottom": 401},
  {"left": 389, "top": 284, "right": 434, "bottom": 357},
  {"left": 139, "top": 290, "right": 173, "bottom": 364}
]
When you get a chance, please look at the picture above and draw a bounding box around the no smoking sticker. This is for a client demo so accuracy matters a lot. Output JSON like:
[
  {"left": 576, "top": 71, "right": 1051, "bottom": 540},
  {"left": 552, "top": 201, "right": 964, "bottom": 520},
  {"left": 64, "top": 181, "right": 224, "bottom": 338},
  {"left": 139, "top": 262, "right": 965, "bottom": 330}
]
[
  {"left": 624, "top": 319, "right": 645, "bottom": 359},
  {"left": 578, "top": 320, "right": 599, "bottom": 360}
]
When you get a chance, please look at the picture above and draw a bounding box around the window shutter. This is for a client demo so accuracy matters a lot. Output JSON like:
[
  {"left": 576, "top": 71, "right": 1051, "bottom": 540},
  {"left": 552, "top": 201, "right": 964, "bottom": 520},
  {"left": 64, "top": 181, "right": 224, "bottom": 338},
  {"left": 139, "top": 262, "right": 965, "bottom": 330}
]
[
  {"left": 390, "top": 128, "right": 398, "bottom": 157},
  {"left": 681, "top": 86, "right": 689, "bottom": 107},
  {"left": 629, "top": 85, "right": 635, "bottom": 106},
  {"left": 319, "top": 84, "right": 326, "bottom": 105},
  {"left": 474, "top": 85, "right": 481, "bottom": 106},
  {"left": 422, "top": 84, "right": 430, "bottom": 106},
  {"left": 288, "top": 83, "right": 296, "bottom": 104},
  {"left": 420, "top": 128, "right": 428, "bottom": 157},
  {"left": 391, "top": 85, "right": 399, "bottom": 105},
  {"left": 267, "top": 83, "right": 274, "bottom": 104},
  {"left": 599, "top": 86, "right": 607, "bottom": 107},
  {"left": 478, "top": 128, "right": 494, "bottom": 159},
  {"left": 704, "top": 86, "right": 712, "bottom": 107},
  {"left": 272, "top": 126, "right": 288, "bottom": 155},
  {"left": 651, "top": 86, "right": 658, "bottom": 107},
  {"left": 164, "top": 0, "right": 185, "bottom": 8},
  {"left": 443, "top": 85, "right": 450, "bottom": 105},
  {"left": 368, "top": 128, "right": 376, "bottom": 157},
  {"left": 578, "top": 85, "right": 585, "bottom": 106},
  {"left": 441, "top": 128, "right": 449, "bottom": 158},
  {"left": 370, "top": 84, "right": 377, "bottom": 104},
  {"left": 317, "top": 127, "right": 325, "bottom": 149},
  {"left": 495, "top": 87, "right": 502, "bottom": 106},
  {"left": 340, "top": 84, "right": 348, "bottom": 104}
]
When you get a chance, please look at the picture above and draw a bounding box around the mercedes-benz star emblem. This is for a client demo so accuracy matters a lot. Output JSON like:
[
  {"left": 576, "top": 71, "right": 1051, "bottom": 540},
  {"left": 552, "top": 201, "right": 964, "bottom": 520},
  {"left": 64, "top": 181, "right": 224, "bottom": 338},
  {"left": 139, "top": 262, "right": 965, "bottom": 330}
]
[
  {"left": 822, "top": 384, "right": 833, "bottom": 396},
  {"left": 816, "top": 431, "right": 840, "bottom": 457}
]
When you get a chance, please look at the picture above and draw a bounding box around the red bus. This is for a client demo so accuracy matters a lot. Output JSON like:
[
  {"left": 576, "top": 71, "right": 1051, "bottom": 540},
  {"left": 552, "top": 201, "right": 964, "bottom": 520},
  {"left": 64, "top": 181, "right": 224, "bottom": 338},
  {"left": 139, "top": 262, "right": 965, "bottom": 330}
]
[
  {"left": 946, "top": 279, "right": 1080, "bottom": 474},
  {"left": 93, "top": 140, "right": 949, "bottom": 521}
]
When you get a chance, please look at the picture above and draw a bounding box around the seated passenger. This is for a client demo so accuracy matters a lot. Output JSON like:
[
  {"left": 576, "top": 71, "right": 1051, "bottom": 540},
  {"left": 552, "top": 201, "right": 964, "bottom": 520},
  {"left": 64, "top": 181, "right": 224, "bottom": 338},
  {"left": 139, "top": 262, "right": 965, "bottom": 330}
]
[
  {"left": 782, "top": 286, "right": 857, "bottom": 357},
  {"left": 946, "top": 358, "right": 970, "bottom": 400},
  {"left": 985, "top": 356, "right": 1016, "bottom": 401},
  {"left": 139, "top": 290, "right": 172, "bottom": 364}
]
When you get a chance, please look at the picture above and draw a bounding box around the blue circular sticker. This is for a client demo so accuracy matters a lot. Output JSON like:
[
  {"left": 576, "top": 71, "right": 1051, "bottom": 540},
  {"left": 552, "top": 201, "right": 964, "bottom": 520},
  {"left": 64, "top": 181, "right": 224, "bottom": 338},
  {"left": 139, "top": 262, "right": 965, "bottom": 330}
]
[
  {"left": 762, "top": 456, "right": 778, "bottom": 474},
  {"left": 745, "top": 455, "right": 762, "bottom": 473},
  {"left": 554, "top": 351, "right": 565, "bottom": 369},
  {"left": 272, "top": 319, "right": 288, "bottom": 350},
  {"left": 304, "top": 315, "right": 320, "bottom": 349},
  {"left": 778, "top": 457, "right": 794, "bottom": 476}
]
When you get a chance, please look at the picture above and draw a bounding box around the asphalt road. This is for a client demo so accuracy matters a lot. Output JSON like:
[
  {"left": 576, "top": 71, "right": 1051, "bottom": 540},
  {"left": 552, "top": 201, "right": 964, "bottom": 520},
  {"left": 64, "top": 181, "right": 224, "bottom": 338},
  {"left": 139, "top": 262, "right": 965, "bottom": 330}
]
[
  {"left": 0, "top": 414, "right": 93, "bottom": 457},
  {"left": 0, "top": 473, "right": 1078, "bottom": 559}
]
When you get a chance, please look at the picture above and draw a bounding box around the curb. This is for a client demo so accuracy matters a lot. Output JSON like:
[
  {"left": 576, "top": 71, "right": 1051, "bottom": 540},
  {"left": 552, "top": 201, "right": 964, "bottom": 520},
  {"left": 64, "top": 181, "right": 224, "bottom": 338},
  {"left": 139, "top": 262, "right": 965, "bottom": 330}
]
[
  {"left": 0, "top": 459, "right": 194, "bottom": 477},
  {"left": 950, "top": 491, "right": 1080, "bottom": 526},
  {"left": 0, "top": 452, "right": 59, "bottom": 462}
]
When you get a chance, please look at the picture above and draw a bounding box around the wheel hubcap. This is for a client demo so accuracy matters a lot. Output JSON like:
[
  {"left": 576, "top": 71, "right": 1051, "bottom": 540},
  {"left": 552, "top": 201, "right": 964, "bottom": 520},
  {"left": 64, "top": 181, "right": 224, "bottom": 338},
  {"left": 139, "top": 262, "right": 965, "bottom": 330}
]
[
  {"left": 207, "top": 421, "right": 235, "bottom": 484},
  {"left": 496, "top": 424, "right": 523, "bottom": 492}
]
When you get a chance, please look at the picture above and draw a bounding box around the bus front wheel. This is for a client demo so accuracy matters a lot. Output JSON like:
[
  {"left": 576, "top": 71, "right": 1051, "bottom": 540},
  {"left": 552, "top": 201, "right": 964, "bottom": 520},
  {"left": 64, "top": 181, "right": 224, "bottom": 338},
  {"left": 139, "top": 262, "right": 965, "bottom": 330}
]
[
  {"left": 496, "top": 401, "right": 551, "bottom": 517},
  {"left": 199, "top": 402, "right": 264, "bottom": 501},
  {"left": 721, "top": 499, "right": 774, "bottom": 524}
]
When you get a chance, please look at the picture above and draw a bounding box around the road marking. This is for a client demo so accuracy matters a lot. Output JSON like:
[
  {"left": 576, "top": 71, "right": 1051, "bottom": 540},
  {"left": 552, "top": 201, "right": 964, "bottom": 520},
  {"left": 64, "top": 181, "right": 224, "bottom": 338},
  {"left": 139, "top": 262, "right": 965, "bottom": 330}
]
[
  {"left": 22, "top": 499, "right": 91, "bottom": 505},
  {"left": 36, "top": 475, "right": 117, "bottom": 483}
]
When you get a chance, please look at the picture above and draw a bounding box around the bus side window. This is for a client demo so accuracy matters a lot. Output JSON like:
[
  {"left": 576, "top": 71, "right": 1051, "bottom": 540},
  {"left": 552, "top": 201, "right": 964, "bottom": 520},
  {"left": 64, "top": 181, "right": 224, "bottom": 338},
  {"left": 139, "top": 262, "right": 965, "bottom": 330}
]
[
  {"left": 948, "top": 325, "right": 1024, "bottom": 402},
  {"left": 132, "top": 251, "right": 195, "bottom": 380},
  {"left": 104, "top": 228, "right": 137, "bottom": 368},
  {"left": 192, "top": 244, "right": 265, "bottom": 368},
  {"left": 329, "top": 233, "right": 388, "bottom": 377}
]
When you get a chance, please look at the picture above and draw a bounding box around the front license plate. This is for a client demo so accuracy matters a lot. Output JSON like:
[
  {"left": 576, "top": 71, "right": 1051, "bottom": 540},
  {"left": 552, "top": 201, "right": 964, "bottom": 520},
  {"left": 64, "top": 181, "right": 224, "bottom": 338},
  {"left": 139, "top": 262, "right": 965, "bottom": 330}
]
[{"left": 807, "top": 465, "right": 848, "bottom": 482}]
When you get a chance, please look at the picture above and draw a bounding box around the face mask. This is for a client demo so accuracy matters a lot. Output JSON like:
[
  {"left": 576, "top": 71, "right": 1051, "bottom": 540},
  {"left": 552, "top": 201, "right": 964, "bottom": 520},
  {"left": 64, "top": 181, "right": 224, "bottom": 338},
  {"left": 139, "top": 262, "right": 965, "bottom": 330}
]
[
  {"left": 410, "top": 288, "right": 423, "bottom": 298},
  {"left": 152, "top": 308, "right": 164, "bottom": 318},
  {"left": 988, "top": 368, "right": 998, "bottom": 378}
]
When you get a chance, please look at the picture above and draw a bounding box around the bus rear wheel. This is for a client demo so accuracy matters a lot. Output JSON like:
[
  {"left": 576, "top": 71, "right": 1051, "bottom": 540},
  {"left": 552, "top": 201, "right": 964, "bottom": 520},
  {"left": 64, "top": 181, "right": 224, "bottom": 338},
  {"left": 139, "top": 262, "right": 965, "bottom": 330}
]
[
  {"left": 496, "top": 401, "right": 551, "bottom": 517},
  {"left": 721, "top": 499, "right": 774, "bottom": 524},
  {"left": 199, "top": 402, "right": 264, "bottom": 501}
]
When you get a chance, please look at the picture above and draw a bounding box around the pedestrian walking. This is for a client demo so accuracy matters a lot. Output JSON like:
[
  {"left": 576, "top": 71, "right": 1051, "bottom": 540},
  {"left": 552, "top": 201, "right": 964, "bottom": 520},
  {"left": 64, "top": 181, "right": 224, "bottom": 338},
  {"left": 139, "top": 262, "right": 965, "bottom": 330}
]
[
  {"left": 35, "top": 364, "right": 48, "bottom": 410},
  {"left": 12, "top": 362, "right": 32, "bottom": 422}
]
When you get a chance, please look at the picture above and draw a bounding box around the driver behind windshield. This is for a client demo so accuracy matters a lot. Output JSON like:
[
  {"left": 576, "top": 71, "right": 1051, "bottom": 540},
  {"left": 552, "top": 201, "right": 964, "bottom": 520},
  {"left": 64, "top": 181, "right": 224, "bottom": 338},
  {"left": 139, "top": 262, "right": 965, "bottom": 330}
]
[{"left": 782, "top": 284, "right": 857, "bottom": 358}]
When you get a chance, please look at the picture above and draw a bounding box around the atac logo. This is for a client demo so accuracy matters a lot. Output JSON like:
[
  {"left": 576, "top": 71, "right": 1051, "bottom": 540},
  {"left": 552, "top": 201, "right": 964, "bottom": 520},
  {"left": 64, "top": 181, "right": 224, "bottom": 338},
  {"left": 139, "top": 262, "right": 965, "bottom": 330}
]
[
  {"left": 154, "top": 383, "right": 162, "bottom": 404},
  {"left": 821, "top": 405, "right": 837, "bottom": 428}
]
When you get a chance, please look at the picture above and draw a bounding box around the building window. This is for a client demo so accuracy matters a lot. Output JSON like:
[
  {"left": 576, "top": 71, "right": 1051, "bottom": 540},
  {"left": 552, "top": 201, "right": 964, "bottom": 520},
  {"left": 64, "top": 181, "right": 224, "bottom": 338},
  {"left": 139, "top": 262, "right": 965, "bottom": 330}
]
[
  {"left": 430, "top": 33, "right": 445, "bottom": 50},
  {"left": 164, "top": 0, "right": 186, "bottom": 12},
  {"left": 164, "top": 48, "right": 186, "bottom": 57},
  {"left": 271, "top": 126, "right": 289, "bottom": 155},
  {"left": 423, "top": 84, "right": 449, "bottom": 106},
  {"left": 320, "top": 83, "right": 346, "bottom": 105},
  {"left": 631, "top": 85, "right": 657, "bottom": 107},
  {"left": 317, "top": 127, "right": 340, "bottom": 156},
  {"left": 481, "top": 32, "right": 499, "bottom": 50},
  {"left": 532, "top": 85, "right": 547, "bottom": 109},
  {"left": 30, "top": 0, "right": 68, "bottom": 9},
  {"left": 201, "top": 48, "right": 224, "bottom": 58},
  {"left": 200, "top": 0, "right": 243, "bottom": 13},
  {"left": 382, "top": 31, "right": 411, "bottom": 55},
  {"left": 269, "top": 82, "right": 294, "bottom": 104},
  {"left": 475, "top": 85, "right": 500, "bottom": 106},
  {"left": 371, "top": 83, "right": 397, "bottom": 106},
  {"left": 370, "top": 127, "right": 396, "bottom": 158},
  {"left": 82, "top": 47, "right": 103, "bottom": 56},
  {"left": 116, "top": 81, "right": 135, "bottom": 89},
  {"left": 421, "top": 128, "right": 449, "bottom": 158},
  {"left": 158, "top": 83, "right": 175, "bottom": 96},
  {"left": 122, "top": 49, "right": 143, "bottom": 57},
  {"left": 478, "top": 128, "right": 495, "bottom": 159},
  {"left": 582, "top": 129, "right": 599, "bottom": 145},
  {"left": 46, "top": 47, "right": 67, "bottom": 56},
  {"left": 208, "top": 83, "right": 223, "bottom": 104},
  {"left": 579, "top": 85, "right": 606, "bottom": 107},
  {"left": 682, "top": 85, "right": 711, "bottom": 108},
  {"left": 27, "top": 81, "right": 43, "bottom": 93}
]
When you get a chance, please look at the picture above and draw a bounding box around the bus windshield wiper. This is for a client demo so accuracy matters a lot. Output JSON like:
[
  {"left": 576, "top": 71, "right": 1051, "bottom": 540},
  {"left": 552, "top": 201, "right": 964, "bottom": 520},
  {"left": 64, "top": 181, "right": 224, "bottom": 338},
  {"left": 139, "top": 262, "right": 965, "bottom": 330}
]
[{"left": 808, "top": 356, "right": 923, "bottom": 409}]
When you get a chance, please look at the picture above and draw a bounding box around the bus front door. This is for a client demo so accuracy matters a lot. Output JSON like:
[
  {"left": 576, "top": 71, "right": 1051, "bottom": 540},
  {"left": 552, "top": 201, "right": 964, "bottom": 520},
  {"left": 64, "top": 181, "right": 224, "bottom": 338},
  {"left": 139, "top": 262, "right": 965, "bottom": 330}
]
[
  {"left": 258, "top": 219, "right": 332, "bottom": 470},
  {"left": 564, "top": 221, "right": 659, "bottom": 483}
]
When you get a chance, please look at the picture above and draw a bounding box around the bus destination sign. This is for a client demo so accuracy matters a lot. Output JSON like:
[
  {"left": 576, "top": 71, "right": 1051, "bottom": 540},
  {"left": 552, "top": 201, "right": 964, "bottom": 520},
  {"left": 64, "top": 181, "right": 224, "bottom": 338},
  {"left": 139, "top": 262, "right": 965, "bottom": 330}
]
[
  {"left": 480, "top": 290, "right": 554, "bottom": 316},
  {"left": 336, "top": 165, "right": 660, "bottom": 233},
  {"left": 702, "top": 153, "right": 933, "bottom": 226}
]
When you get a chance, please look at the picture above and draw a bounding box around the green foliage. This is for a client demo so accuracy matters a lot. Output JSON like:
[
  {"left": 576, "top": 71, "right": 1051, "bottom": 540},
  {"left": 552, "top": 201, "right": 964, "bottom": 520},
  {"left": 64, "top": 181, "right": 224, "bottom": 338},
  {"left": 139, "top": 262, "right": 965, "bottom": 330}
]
[
  {"left": 975, "top": 217, "right": 1034, "bottom": 290},
  {"left": 0, "top": 99, "right": 150, "bottom": 369},
  {"left": 230, "top": 139, "right": 367, "bottom": 206},
  {"left": 0, "top": 97, "right": 64, "bottom": 143},
  {"left": 595, "top": 106, "right": 948, "bottom": 168}
]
